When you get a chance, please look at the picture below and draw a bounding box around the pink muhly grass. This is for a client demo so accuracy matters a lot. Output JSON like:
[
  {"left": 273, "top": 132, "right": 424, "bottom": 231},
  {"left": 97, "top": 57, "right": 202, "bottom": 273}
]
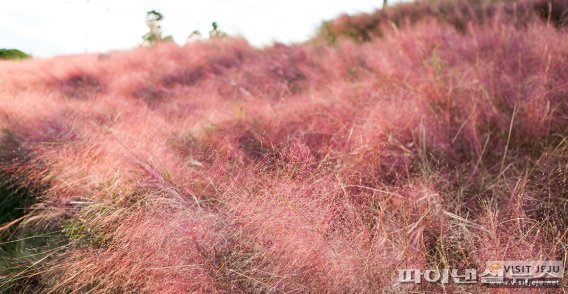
[{"left": 0, "top": 1, "right": 567, "bottom": 292}]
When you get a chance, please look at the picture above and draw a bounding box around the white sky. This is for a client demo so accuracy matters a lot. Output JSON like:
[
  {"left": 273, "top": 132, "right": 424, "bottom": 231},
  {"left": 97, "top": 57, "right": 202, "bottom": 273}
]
[{"left": 0, "top": 0, "right": 385, "bottom": 57}]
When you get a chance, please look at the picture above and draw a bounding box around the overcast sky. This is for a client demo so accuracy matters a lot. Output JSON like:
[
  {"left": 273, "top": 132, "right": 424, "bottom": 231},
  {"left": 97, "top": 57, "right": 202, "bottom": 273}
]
[{"left": 1, "top": 0, "right": 386, "bottom": 57}]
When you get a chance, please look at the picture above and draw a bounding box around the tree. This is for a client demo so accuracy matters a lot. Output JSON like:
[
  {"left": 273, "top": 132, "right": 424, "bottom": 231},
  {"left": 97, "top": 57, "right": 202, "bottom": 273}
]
[
  {"left": 209, "top": 22, "right": 227, "bottom": 38},
  {"left": 142, "top": 10, "right": 173, "bottom": 46}
]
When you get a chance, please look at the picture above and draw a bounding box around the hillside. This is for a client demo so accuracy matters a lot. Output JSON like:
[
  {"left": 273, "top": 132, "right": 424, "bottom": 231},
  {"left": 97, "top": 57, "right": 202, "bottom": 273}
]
[{"left": 0, "top": 0, "right": 567, "bottom": 292}]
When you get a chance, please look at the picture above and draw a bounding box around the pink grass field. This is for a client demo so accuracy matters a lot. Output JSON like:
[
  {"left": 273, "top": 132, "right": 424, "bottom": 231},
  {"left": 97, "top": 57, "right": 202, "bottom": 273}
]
[{"left": 0, "top": 0, "right": 567, "bottom": 292}]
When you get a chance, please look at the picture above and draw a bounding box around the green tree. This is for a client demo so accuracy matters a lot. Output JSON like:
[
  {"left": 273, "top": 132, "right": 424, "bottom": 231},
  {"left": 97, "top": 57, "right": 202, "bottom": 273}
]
[
  {"left": 209, "top": 22, "right": 227, "bottom": 38},
  {"left": 142, "top": 10, "right": 173, "bottom": 45}
]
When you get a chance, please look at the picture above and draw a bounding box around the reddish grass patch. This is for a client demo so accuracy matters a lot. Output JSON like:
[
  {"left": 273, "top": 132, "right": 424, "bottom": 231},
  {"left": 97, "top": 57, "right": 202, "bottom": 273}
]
[{"left": 0, "top": 0, "right": 567, "bottom": 292}]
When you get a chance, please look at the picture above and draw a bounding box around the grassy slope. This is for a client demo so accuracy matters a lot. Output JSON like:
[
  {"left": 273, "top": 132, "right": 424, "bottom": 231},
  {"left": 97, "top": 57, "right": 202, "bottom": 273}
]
[{"left": 0, "top": 0, "right": 567, "bottom": 292}]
